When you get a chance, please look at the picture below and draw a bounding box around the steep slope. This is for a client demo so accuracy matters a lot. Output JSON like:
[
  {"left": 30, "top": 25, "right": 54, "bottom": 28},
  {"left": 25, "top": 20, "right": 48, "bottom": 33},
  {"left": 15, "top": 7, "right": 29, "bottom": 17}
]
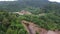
[
  {"left": 18, "top": 0, "right": 49, "bottom": 7},
  {"left": 0, "top": 0, "right": 49, "bottom": 12},
  {"left": 21, "top": 20, "right": 60, "bottom": 34},
  {"left": 21, "top": 20, "right": 47, "bottom": 34},
  {"left": 0, "top": 0, "right": 60, "bottom": 12}
]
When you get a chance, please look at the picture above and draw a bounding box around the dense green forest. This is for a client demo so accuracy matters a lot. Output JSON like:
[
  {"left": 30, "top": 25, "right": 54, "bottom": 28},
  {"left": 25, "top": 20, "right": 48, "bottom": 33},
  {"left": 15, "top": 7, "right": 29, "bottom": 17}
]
[
  {"left": 0, "top": 0, "right": 60, "bottom": 12},
  {"left": 0, "top": 0, "right": 49, "bottom": 12},
  {"left": 0, "top": 0, "right": 60, "bottom": 34},
  {"left": 0, "top": 5, "right": 60, "bottom": 34},
  {"left": 0, "top": 11, "right": 28, "bottom": 34}
]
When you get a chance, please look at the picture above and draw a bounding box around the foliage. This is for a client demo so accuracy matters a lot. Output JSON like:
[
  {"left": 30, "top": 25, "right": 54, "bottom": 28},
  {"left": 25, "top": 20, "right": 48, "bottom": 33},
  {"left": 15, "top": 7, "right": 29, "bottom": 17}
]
[
  {"left": 19, "top": 13, "right": 60, "bottom": 30},
  {"left": 0, "top": 11, "right": 28, "bottom": 34},
  {"left": 0, "top": 1, "right": 60, "bottom": 34}
]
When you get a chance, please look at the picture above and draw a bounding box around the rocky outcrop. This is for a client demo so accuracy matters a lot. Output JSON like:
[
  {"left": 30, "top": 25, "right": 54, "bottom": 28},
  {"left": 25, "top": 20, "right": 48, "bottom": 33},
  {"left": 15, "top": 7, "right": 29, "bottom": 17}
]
[
  {"left": 15, "top": 10, "right": 32, "bottom": 15},
  {"left": 19, "top": 10, "right": 32, "bottom": 15}
]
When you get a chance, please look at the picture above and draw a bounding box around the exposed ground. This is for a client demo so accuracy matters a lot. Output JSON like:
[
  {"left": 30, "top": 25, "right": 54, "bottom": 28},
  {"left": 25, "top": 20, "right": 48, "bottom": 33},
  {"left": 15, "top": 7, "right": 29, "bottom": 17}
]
[{"left": 21, "top": 20, "right": 60, "bottom": 34}]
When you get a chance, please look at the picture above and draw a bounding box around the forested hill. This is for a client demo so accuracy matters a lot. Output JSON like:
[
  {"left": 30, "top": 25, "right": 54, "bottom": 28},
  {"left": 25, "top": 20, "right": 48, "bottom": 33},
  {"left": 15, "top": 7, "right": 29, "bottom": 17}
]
[
  {"left": 0, "top": 0, "right": 60, "bottom": 34},
  {"left": 17, "top": 0, "right": 49, "bottom": 7},
  {"left": 0, "top": 0, "right": 49, "bottom": 6},
  {"left": 0, "top": 0, "right": 59, "bottom": 12},
  {"left": 0, "top": 0, "right": 49, "bottom": 7}
]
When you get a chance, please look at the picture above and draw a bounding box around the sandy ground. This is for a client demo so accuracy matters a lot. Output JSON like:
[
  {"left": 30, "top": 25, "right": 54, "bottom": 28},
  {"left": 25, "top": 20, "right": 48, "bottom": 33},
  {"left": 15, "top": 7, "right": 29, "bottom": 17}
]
[{"left": 47, "top": 30, "right": 57, "bottom": 34}]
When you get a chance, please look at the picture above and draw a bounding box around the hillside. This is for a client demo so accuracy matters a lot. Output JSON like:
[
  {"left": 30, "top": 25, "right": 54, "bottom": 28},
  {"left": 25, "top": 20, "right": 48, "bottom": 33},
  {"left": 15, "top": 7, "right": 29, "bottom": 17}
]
[
  {"left": 0, "top": 10, "right": 60, "bottom": 34},
  {"left": 0, "top": 0, "right": 60, "bottom": 13},
  {"left": 0, "top": 0, "right": 58, "bottom": 12},
  {"left": 0, "top": 0, "right": 60, "bottom": 34}
]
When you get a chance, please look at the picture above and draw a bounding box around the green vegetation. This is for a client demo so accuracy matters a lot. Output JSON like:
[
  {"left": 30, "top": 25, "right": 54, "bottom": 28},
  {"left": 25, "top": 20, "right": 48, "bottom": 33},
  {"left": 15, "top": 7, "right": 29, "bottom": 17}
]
[
  {"left": 0, "top": 11, "right": 28, "bottom": 34},
  {"left": 1, "top": 11, "right": 60, "bottom": 34},
  {"left": 18, "top": 13, "right": 60, "bottom": 30},
  {"left": 0, "top": 0, "right": 60, "bottom": 34}
]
